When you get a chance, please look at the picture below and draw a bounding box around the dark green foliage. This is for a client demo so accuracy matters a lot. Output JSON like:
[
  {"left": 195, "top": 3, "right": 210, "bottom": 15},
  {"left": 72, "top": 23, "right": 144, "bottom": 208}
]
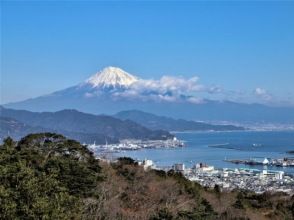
[
  {"left": 232, "top": 191, "right": 294, "bottom": 219},
  {"left": 112, "top": 158, "right": 138, "bottom": 182},
  {"left": 164, "top": 169, "right": 217, "bottom": 219},
  {"left": 150, "top": 208, "right": 174, "bottom": 220},
  {"left": 151, "top": 169, "right": 167, "bottom": 178},
  {"left": 177, "top": 210, "right": 203, "bottom": 220},
  {"left": 177, "top": 207, "right": 217, "bottom": 220},
  {"left": 214, "top": 184, "right": 221, "bottom": 194},
  {"left": 0, "top": 133, "right": 101, "bottom": 219},
  {"left": 219, "top": 211, "right": 250, "bottom": 220},
  {"left": 1, "top": 134, "right": 293, "bottom": 220},
  {"left": 214, "top": 184, "right": 221, "bottom": 200},
  {"left": 291, "top": 199, "right": 294, "bottom": 218},
  {"left": 0, "top": 107, "right": 173, "bottom": 144},
  {"left": 243, "top": 191, "right": 273, "bottom": 209},
  {"left": 117, "top": 156, "right": 137, "bottom": 165},
  {"left": 233, "top": 192, "right": 245, "bottom": 209},
  {"left": 166, "top": 170, "right": 202, "bottom": 198},
  {"left": 233, "top": 199, "right": 244, "bottom": 209}
]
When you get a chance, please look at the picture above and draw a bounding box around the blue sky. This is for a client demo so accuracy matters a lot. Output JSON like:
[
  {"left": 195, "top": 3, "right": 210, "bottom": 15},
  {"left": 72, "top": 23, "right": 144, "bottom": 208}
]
[{"left": 1, "top": 1, "right": 294, "bottom": 105}]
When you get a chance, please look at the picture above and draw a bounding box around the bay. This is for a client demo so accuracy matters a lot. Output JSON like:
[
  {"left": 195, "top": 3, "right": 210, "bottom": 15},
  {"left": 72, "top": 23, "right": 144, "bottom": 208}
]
[{"left": 114, "top": 131, "right": 294, "bottom": 174}]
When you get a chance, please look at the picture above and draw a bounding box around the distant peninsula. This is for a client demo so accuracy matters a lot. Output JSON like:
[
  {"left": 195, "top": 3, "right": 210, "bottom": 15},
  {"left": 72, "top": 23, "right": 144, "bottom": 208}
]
[{"left": 114, "top": 110, "right": 245, "bottom": 132}]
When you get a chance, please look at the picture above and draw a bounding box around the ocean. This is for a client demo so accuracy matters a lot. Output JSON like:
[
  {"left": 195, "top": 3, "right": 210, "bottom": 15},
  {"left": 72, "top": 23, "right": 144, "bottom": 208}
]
[{"left": 114, "top": 131, "right": 294, "bottom": 174}]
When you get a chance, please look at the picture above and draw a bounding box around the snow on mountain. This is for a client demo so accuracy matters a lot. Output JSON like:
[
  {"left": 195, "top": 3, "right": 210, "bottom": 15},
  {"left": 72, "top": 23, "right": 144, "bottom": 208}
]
[
  {"left": 4, "top": 66, "right": 294, "bottom": 124},
  {"left": 81, "top": 66, "right": 204, "bottom": 103},
  {"left": 85, "top": 66, "right": 138, "bottom": 88}
]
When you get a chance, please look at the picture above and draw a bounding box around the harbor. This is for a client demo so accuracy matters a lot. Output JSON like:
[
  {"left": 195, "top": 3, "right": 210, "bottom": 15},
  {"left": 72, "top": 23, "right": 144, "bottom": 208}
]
[
  {"left": 92, "top": 130, "right": 294, "bottom": 194},
  {"left": 225, "top": 157, "right": 294, "bottom": 167},
  {"left": 88, "top": 137, "right": 185, "bottom": 154},
  {"left": 109, "top": 131, "right": 294, "bottom": 175},
  {"left": 134, "top": 159, "right": 294, "bottom": 195}
]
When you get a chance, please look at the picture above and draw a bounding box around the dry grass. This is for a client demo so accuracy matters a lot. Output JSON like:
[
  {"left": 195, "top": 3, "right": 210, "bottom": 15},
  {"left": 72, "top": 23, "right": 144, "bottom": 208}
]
[
  {"left": 94, "top": 162, "right": 200, "bottom": 219},
  {"left": 89, "top": 161, "right": 294, "bottom": 220}
]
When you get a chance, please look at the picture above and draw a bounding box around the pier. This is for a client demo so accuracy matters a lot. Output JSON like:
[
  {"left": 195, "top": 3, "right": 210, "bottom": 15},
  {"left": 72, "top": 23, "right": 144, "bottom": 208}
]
[{"left": 224, "top": 157, "right": 294, "bottom": 167}]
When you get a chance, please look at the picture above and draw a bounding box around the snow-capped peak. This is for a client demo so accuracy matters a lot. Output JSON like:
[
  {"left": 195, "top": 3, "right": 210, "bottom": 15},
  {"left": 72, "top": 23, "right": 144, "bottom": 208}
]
[{"left": 86, "top": 66, "right": 138, "bottom": 88}]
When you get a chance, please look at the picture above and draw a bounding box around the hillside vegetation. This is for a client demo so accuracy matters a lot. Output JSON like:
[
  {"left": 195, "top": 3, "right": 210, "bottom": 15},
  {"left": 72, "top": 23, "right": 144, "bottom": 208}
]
[
  {"left": 0, "top": 107, "right": 173, "bottom": 144},
  {"left": 0, "top": 133, "right": 293, "bottom": 220}
]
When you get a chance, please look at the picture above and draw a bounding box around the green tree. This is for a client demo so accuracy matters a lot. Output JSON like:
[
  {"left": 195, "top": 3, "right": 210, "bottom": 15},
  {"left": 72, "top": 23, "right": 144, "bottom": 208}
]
[{"left": 0, "top": 134, "right": 102, "bottom": 219}]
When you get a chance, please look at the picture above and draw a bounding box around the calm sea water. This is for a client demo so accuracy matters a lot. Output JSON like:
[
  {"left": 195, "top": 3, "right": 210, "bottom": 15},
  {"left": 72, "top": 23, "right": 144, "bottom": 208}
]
[{"left": 114, "top": 131, "right": 294, "bottom": 174}]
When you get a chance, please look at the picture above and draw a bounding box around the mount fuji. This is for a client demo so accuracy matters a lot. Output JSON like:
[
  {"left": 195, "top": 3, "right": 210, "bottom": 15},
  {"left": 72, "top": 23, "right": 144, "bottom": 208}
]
[
  {"left": 4, "top": 66, "right": 294, "bottom": 124},
  {"left": 85, "top": 66, "right": 138, "bottom": 89}
]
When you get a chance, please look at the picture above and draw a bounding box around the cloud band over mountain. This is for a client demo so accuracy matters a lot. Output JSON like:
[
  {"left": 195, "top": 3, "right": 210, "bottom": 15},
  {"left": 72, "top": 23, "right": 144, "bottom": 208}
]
[{"left": 83, "top": 67, "right": 222, "bottom": 104}]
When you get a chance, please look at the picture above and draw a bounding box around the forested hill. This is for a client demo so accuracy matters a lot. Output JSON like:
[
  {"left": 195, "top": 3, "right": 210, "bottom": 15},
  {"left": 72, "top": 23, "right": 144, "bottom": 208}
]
[
  {"left": 115, "top": 110, "right": 245, "bottom": 131},
  {"left": 1, "top": 133, "right": 293, "bottom": 219},
  {"left": 0, "top": 107, "right": 173, "bottom": 144},
  {"left": 0, "top": 116, "right": 121, "bottom": 144}
]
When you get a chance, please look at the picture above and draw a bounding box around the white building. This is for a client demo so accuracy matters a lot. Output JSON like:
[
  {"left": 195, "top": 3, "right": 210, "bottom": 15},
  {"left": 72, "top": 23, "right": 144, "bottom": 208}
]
[
  {"left": 142, "top": 159, "right": 154, "bottom": 170},
  {"left": 173, "top": 163, "right": 185, "bottom": 172},
  {"left": 222, "top": 171, "right": 229, "bottom": 177},
  {"left": 260, "top": 170, "right": 284, "bottom": 180},
  {"left": 263, "top": 158, "right": 269, "bottom": 165},
  {"left": 275, "top": 171, "right": 284, "bottom": 180},
  {"left": 201, "top": 166, "right": 214, "bottom": 172}
]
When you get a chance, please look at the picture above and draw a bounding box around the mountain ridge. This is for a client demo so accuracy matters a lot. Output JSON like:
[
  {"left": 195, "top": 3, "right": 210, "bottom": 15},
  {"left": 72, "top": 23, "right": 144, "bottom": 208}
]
[
  {"left": 0, "top": 116, "right": 117, "bottom": 144},
  {"left": 0, "top": 107, "right": 173, "bottom": 143},
  {"left": 114, "top": 110, "right": 245, "bottom": 131},
  {"left": 4, "top": 66, "right": 294, "bottom": 123}
]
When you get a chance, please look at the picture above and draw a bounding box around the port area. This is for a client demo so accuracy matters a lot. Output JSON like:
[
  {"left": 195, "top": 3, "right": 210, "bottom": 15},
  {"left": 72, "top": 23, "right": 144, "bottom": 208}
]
[
  {"left": 88, "top": 137, "right": 184, "bottom": 153},
  {"left": 184, "top": 166, "right": 294, "bottom": 195},
  {"left": 98, "top": 156, "right": 294, "bottom": 195},
  {"left": 225, "top": 157, "right": 294, "bottom": 167},
  {"left": 138, "top": 160, "right": 294, "bottom": 195}
]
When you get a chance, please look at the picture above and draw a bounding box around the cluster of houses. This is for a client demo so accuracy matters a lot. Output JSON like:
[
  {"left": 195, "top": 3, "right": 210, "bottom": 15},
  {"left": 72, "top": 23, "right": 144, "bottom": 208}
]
[{"left": 137, "top": 159, "right": 294, "bottom": 195}]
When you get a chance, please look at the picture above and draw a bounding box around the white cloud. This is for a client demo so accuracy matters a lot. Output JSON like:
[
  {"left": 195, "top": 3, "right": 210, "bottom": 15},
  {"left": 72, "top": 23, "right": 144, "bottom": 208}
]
[
  {"left": 85, "top": 73, "right": 272, "bottom": 105},
  {"left": 129, "top": 76, "right": 204, "bottom": 94},
  {"left": 187, "top": 97, "right": 204, "bottom": 104},
  {"left": 110, "top": 76, "right": 209, "bottom": 103},
  {"left": 207, "top": 86, "right": 223, "bottom": 94},
  {"left": 254, "top": 88, "right": 272, "bottom": 101},
  {"left": 84, "top": 92, "right": 94, "bottom": 98}
]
